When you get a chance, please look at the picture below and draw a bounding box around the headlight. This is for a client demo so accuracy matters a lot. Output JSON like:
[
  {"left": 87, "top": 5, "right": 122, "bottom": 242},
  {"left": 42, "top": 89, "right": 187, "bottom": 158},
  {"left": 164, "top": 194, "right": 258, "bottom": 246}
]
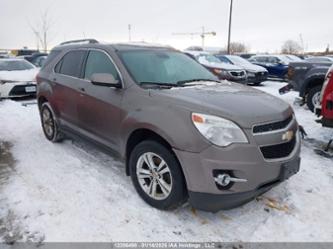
[
  {"left": 213, "top": 68, "right": 228, "bottom": 76},
  {"left": 192, "top": 113, "right": 248, "bottom": 147}
]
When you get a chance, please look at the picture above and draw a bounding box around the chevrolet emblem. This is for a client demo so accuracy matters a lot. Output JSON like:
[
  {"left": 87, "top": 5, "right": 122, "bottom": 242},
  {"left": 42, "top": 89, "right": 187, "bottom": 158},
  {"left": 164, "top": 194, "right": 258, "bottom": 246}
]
[{"left": 282, "top": 131, "right": 294, "bottom": 141}]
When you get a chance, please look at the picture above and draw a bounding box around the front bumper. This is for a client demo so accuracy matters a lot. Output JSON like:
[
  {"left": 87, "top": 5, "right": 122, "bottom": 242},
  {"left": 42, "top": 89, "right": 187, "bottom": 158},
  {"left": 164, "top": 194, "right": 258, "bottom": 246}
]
[
  {"left": 0, "top": 82, "right": 36, "bottom": 98},
  {"left": 188, "top": 157, "right": 300, "bottom": 212},
  {"left": 247, "top": 72, "right": 268, "bottom": 84},
  {"left": 216, "top": 71, "right": 247, "bottom": 83},
  {"left": 224, "top": 76, "right": 247, "bottom": 83},
  {"left": 173, "top": 119, "right": 301, "bottom": 212}
]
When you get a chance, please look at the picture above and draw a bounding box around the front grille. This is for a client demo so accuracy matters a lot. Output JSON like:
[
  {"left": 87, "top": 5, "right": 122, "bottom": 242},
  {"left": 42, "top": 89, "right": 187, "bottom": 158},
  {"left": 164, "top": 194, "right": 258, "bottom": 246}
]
[
  {"left": 8, "top": 85, "right": 36, "bottom": 96},
  {"left": 260, "top": 136, "right": 296, "bottom": 160},
  {"left": 230, "top": 71, "right": 245, "bottom": 77},
  {"left": 253, "top": 116, "right": 293, "bottom": 134}
]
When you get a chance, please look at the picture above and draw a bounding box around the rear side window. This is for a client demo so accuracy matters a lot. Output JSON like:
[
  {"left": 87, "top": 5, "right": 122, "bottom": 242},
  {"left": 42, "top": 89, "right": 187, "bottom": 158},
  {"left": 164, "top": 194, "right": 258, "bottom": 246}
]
[
  {"left": 84, "top": 50, "right": 119, "bottom": 81},
  {"left": 56, "top": 50, "right": 86, "bottom": 78},
  {"left": 268, "top": 57, "right": 279, "bottom": 63},
  {"left": 258, "top": 57, "right": 268, "bottom": 63},
  {"left": 42, "top": 50, "right": 60, "bottom": 68}
]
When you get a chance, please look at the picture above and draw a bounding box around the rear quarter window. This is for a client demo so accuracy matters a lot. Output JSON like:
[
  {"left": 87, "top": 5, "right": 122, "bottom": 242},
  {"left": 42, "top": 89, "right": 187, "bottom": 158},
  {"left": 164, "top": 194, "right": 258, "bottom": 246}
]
[
  {"left": 56, "top": 50, "right": 86, "bottom": 78},
  {"left": 41, "top": 50, "right": 60, "bottom": 69}
]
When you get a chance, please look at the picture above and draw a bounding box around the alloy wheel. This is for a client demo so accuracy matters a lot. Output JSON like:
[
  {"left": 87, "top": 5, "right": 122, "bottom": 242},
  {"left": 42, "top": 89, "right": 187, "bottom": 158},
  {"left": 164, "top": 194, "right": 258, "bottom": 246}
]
[
  {"left": 312, "top": 91, "right": 321, "bottom": 109},
  {"left": 136, "top": 152, "right": 173, "bottom": 200},
  {"left": 42, "top": 107, "right": 55, "bottom": 138}
]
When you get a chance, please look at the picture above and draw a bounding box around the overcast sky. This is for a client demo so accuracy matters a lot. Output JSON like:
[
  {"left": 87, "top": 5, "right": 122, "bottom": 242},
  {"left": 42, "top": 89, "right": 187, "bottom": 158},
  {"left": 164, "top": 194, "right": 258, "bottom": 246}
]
[{"left": 1, "top": 0, "right": 332, "bottom": 52}]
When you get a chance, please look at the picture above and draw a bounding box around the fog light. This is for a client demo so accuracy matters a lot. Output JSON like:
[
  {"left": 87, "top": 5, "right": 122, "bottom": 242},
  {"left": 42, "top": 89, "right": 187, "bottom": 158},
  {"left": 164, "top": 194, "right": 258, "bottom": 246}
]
[{"left": 214, "top": 174, "right": 248, "bottom": 187}]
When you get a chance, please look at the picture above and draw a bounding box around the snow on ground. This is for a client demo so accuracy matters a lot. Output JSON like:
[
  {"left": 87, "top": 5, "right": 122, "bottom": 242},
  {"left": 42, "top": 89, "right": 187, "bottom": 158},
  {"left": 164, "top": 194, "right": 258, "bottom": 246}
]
[{"left": 0, "top": 81, "right": 332, "bottom": 243}]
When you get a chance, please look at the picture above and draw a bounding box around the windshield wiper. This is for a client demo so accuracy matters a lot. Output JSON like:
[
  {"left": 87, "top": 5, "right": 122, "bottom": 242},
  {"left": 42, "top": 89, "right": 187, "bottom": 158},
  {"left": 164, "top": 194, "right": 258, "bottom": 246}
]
[
  {"left": 139, "top": 81, "right": 178, "bottom": 88},
  {"left": 176, "top": 79, "right": 220, "bottom": 85}
]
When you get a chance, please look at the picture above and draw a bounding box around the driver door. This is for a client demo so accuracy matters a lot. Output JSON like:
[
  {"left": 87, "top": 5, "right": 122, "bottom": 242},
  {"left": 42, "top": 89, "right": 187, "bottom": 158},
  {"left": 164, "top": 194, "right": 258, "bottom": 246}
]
[{"left": 77, "top": 50, "right": 124, "bottom": 151}]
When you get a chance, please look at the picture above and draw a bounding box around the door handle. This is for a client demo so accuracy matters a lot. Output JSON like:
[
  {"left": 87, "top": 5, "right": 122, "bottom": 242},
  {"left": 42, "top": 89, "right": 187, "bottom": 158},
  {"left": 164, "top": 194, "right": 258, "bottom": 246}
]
[{"left": 78, "top": 87, "right": 85, "bottom": 92}]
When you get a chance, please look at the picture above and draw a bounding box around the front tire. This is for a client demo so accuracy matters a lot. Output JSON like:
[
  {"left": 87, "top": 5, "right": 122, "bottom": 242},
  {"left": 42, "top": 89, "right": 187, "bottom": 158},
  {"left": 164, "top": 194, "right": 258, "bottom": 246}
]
[
  {"left": 40, "top": 103, "right": 63, "bottom": 142},
  {"left": 129, "top": 140, "right": 187, "bottom": 210},
  {"left": 306, "top": 86, "right": 322, "bottom": 112}
]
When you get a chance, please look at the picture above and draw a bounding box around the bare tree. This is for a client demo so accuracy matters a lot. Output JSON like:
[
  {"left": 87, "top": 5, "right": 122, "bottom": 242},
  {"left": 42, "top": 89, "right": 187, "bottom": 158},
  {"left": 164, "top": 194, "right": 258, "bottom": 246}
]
[
  {"left": 228, "top": 42, "right": 249, "bottom": 54},
  {"left": 281, "top": 40, "right": 302, "bottom": 54},
  {"left": 29, "top": 11, "right": 53, "bottom": 52}
]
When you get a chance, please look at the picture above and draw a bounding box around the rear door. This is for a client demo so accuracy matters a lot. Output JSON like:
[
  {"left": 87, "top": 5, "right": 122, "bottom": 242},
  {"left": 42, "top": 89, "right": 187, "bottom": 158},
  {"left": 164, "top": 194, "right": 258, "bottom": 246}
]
[
  {"left": 77, "top": 49, "right": 124, "bottom": 150},
  {"left": 52, "top": 50, "right": 87, "bottom": 128}
]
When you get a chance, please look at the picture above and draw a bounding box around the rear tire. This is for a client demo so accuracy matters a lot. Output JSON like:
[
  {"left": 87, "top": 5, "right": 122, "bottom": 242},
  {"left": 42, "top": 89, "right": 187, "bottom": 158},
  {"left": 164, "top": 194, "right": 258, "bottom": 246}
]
[
  {"left": 306, "top": 86, "right": 322, "bottom": 112},
  {"left": 129, "top": 140, "right": 187, "bottom": 210},
  {"left": 40, "top": 103, "right": 63, "bottom": 142}
]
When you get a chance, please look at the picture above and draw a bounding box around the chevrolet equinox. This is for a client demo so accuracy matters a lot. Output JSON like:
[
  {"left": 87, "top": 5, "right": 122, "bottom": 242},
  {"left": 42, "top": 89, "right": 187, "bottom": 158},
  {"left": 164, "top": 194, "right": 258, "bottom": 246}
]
[{"left": 36, "top": 39, "right": 301, "bottom": 212}]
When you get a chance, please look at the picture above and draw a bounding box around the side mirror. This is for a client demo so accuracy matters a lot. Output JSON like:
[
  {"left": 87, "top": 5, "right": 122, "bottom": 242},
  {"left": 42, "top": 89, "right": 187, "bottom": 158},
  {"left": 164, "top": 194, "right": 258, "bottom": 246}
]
[{"left": 90, "top": 73, "right": 121, "bottom": 88}]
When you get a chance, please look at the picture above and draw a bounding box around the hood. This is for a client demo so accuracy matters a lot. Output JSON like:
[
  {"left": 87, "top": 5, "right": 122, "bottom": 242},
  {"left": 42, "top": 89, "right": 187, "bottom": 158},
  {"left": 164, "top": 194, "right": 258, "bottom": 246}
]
[
  {"left": 201, "top": 61, "right": 244, "bottom": 71},
  {"left": 0, "top": 68, "right": 39, "bottom": 82},
  {"left": 152, "top": 82, "right": 292, "bottom": 128},
  {"left": 238, "top": 63, "right": 268, "bottom": 73}
]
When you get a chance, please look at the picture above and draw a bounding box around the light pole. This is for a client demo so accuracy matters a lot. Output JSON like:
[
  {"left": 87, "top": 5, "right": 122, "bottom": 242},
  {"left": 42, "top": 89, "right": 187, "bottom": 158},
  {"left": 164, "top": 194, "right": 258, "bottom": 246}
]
[{"left": 227, "top": 0, "right": 233, "bottom": 54}]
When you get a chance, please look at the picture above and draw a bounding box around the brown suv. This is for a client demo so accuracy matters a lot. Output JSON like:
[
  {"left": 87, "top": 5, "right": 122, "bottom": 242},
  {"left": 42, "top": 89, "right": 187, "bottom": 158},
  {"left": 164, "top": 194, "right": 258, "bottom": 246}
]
[{"left": 37, "top": 39, "right": 301, "bottom": 212}]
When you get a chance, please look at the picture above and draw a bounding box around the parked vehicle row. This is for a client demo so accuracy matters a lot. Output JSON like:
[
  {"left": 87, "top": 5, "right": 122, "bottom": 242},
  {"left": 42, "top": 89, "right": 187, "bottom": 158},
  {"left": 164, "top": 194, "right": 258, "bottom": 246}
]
[
  {"left": 216, "top": 55, "right": 268, "bottom": 85},
  {"left": 184, "top": 51, "right": 248, "bottom": 83},
  {"left": 36, "top": 39, "right": 301, "bottom": 212}
]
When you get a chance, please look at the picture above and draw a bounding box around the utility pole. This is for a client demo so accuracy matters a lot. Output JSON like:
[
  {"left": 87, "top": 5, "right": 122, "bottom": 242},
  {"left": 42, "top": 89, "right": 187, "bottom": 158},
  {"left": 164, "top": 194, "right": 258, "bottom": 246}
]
[
  {"left": 227, "top": 0, "right": 233, "bottom": 54},
  {"left": 33, "top": 31, "right": 40, "bottom": 51},
  {"left": 299, "top": 33, "right": 305, "bottom": 54},
  {"left": 172, "top": 27, "right": 216, "bottom": 50},
  {"left": 128, "top": 24, "right": 132, "bottom": 42},
  {"left": 201, "top": 27, "right": 205, "bottom": 48}
]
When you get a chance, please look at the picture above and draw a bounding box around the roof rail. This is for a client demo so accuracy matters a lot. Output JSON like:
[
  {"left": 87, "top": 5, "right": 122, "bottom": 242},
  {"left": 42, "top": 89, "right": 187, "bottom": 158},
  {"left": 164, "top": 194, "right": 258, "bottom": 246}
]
[{"left": 59, "top": 39, "right": 99, "bottom": 46}]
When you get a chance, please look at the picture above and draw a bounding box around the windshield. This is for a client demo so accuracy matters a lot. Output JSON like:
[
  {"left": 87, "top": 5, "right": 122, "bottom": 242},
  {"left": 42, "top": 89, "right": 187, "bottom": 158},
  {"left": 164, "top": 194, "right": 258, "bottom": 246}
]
[
  {"left": 227, "top": 55, "right": 252, "bottom": 66},
  {"left": 119, "top": 50, "right": 218, "bottom": 85},
  {"left": 0, "top": 60, "right": 35, "bottom": 71},
  {"left": 197, "top": 54, "right": 221, "bottom": 64}
]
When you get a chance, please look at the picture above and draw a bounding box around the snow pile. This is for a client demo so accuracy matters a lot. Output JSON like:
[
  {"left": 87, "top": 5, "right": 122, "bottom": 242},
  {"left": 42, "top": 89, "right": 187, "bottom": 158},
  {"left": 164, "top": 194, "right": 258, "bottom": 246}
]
[{"left": 0, "top": 81, "right": 332, "bottom": 242}]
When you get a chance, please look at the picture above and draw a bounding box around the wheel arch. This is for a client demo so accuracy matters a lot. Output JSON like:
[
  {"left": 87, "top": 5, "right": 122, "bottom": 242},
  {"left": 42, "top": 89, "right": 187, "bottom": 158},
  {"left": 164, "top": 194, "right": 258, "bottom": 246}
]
[
  {"left": 125, "top": 128, "right": 177, "bottom": 176},
  {"left": 38, "top": 95, "right": 48, "bottom": 110},
  {"left": 302, "top": 75, "right": 325, "bottom": 96}
]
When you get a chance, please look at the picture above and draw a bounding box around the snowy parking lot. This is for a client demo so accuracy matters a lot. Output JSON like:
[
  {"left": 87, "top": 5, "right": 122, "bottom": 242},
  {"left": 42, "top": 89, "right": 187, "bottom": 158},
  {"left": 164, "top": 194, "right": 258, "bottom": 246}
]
[{"left": 0, "top": 81, "right": 333, "bottom": 243}]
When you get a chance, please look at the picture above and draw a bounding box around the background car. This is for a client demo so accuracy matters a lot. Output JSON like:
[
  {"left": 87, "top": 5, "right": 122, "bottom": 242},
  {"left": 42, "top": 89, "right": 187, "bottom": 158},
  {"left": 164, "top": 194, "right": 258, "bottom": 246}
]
[
  {"left": 288, "top": 59, "right": 332, "bottom": 112},
  {"left": 32, "top": 55, "right": 48, "bottom": 68},
  {"left": 23, "top": 52, "right": 48, "bottom": 67},
  {"left": 249, "top": 55, "right": 290, "bottom": 79},
  {"left": 185, "top": 51, "right": 247, "bottom": 83},
  {"left": 0, "top": 58, "right": 39, "bottom": 98},
  {"left": 216, "top": 55, "right": 268, "bottom": 85},
  {"left": 305, "top": 56, "right": 333, "bottom": 64},
  {"left": 318, "top": 65, "right": 333, "bottom": 128}
]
